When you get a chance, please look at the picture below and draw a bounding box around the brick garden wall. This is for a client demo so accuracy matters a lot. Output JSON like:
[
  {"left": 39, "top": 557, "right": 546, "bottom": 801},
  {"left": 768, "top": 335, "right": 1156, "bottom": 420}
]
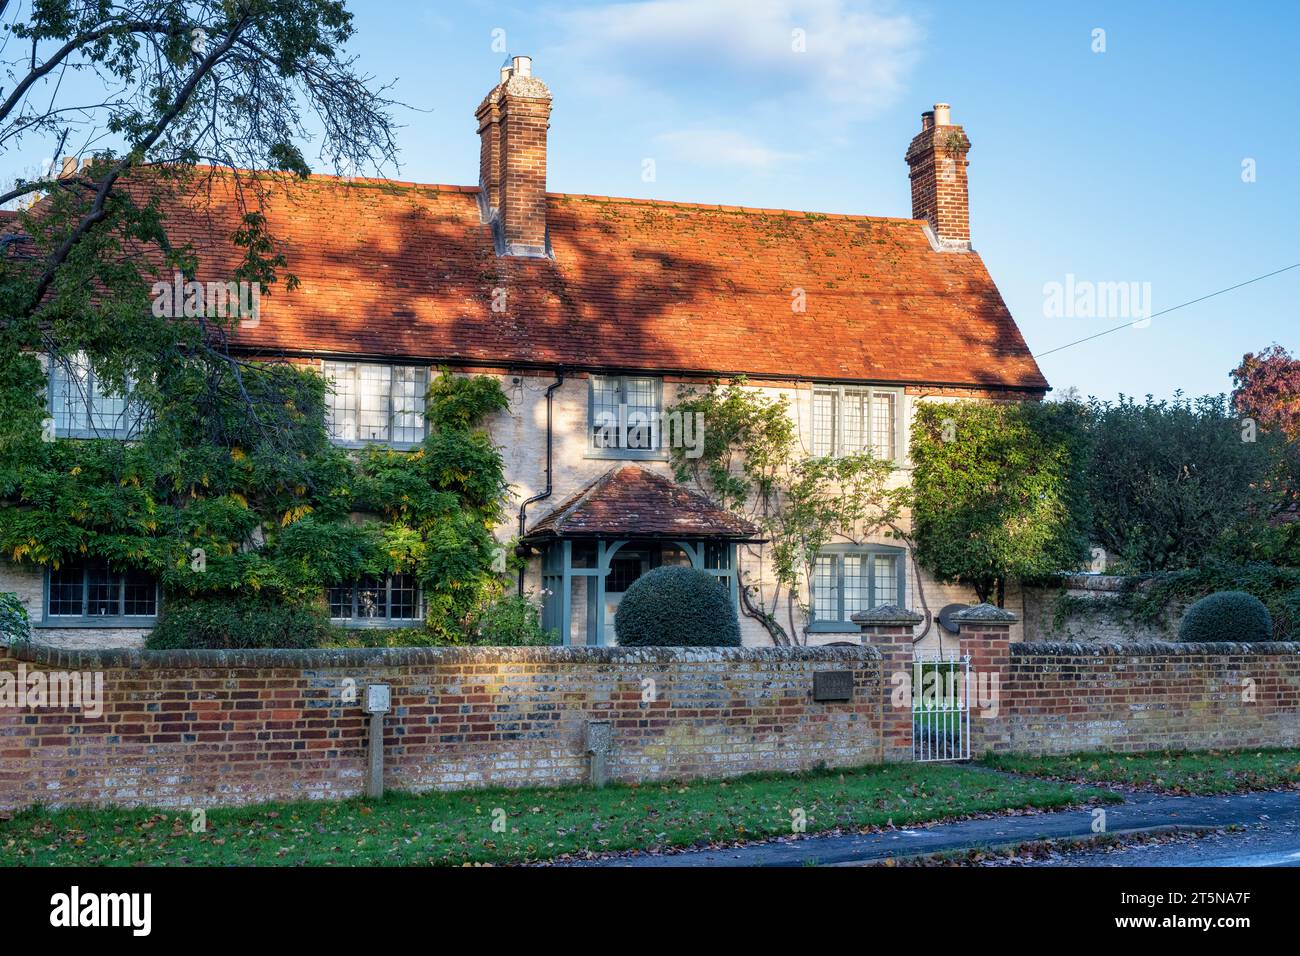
[
  {"left": 0, "top": 643, "right": 882, "bottom": 810},
  {"left": 997, "top": 642, "right": 1300, "bottom": 754},
  {"left": 6, "top": 635, "right": 1300, "bottom": 810}
]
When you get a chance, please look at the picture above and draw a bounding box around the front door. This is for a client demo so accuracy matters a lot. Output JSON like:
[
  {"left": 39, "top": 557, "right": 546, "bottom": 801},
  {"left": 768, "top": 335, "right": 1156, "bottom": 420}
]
[{"left": 603, "top": 549, "right": 649, "bottom": 641}]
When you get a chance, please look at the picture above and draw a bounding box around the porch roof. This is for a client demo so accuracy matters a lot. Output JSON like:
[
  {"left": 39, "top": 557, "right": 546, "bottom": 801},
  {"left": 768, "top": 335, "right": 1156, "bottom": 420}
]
[{"left": 525, "top": 466, "right": 762, "bottom": 541}]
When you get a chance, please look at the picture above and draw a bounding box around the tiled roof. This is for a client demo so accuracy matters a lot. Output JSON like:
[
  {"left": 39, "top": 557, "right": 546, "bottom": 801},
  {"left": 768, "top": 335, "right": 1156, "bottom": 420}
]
[
  {"left": 525, "top": 466, "right": 761, "bottom": 540},
  {"left": 138, "top": 170, "right": 1047, "bottom": 390}
]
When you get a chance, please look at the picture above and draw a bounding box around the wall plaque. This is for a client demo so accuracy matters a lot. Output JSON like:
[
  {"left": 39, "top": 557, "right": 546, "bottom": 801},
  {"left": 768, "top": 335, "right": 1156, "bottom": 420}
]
[{"left": 813, "top": 670, "right": 854, "bottom": 702}]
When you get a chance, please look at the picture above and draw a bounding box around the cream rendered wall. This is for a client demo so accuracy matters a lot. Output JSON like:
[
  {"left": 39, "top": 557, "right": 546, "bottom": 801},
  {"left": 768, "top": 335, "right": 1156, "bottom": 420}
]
[
  {"left": 494, "top": 372, "right": 1000, "bottom": 648},
  {"left": 2, "top": 366, "right": 1003, "bottom": 651}
]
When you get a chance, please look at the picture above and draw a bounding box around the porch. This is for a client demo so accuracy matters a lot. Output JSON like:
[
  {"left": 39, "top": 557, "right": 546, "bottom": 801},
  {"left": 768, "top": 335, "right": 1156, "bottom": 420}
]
[{"left": 522, "top": 466, "right": 761, "bottom": 645}]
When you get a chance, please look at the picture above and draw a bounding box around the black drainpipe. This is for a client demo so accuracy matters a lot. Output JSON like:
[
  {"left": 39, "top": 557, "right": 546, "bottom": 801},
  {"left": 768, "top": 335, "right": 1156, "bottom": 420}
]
[{"left": 516, "top": 368, "right": 565, "bottom": 593}]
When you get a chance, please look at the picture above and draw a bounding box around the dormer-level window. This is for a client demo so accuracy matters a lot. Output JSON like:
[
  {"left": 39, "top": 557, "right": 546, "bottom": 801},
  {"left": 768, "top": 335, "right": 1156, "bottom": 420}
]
[
  {"left": 323, "top": 361, "right": 428, "bottom": 448},
  {"left": 588, "top": 375, "right": 663, "bottom": 459},
  {"left": 48, "top": 351, "right": 142, "bottom": 439},
  {"left": 811, "top": 386, "right": 902, "bottom": 461}
]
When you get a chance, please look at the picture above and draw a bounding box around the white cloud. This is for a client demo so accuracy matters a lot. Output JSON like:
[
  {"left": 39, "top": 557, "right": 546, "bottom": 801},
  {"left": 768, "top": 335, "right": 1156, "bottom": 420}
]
[
  {"left": 553, "top": 0, "right": 922, "bottom": 120},
  {"left": 654, "top": 128, "right": 803, "bottom": 169}
]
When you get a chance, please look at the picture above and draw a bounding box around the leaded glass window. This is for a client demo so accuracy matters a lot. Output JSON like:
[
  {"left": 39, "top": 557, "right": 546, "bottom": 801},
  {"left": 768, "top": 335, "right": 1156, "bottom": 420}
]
[
  {"left": 48, "top": 351, "right": 142, "bottom": 439},
  {"left": 46, "top": 561, "right": 158, "bottom": 621},
  {"left": 810, "top": 386, "right": 901, "bottom": 461},
  {"left": 323, "top": 362, "right": 428, "bottom": 446},
  {"left": 809, "top": 547, "right": 905, "bottom": 628},
  {"left": 328, "top": 574, "right": 423, "bottom": 625},
  {"left": 589, "top": 375, "right": 662, "bottom": 456}
]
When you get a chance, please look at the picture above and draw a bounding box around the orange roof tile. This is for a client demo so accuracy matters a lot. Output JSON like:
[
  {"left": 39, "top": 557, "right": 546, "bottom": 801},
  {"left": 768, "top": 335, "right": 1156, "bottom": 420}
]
[
  {"left": 120, "top": 170, "right": 1048, "bottom": 390},
  {"left": 526, "top": 465, "right": 761, "bottom": 540}
]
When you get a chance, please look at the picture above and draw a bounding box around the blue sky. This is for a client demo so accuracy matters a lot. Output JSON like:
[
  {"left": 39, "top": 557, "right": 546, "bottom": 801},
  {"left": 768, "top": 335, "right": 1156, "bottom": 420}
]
[
  {"left": 337, "top": 0, "right": 1298, "bottom": 401},
  {"left": 7, "top": 1, "right": 1298, "bottom": 400}
]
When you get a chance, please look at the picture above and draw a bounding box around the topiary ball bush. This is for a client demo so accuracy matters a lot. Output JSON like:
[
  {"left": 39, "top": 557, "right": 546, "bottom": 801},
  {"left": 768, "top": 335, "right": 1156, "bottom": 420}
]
[
  {"left": 1178, "top": 590, "right": 1273, "bottom": 643},
  {"left": 614, "top": 566, "right": 741, "bottom": 647}
]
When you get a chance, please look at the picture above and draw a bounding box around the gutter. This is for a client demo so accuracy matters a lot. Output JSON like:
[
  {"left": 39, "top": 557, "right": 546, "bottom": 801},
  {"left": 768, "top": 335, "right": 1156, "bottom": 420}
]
[
  {"left": 220, "top": 345, "right": 1050, "bottom": 396},
  {"left": 516, "top": 368, "right": 565, "bottom": 593}
]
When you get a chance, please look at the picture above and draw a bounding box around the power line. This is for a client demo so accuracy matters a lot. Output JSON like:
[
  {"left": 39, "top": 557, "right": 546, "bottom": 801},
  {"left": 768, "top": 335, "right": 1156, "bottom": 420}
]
[{"left": 1033, "top": 261, "right": 1300, "bottom": 359}]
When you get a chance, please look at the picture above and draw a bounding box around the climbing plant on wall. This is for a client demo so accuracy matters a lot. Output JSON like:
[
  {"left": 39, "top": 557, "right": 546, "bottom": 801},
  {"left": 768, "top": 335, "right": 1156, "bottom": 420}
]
[
  {"left": 669, "top": 378, "right": 901, "bottom": 645},
  {"left": 0, "top": 354, "right": 517, "bottom": 647}
]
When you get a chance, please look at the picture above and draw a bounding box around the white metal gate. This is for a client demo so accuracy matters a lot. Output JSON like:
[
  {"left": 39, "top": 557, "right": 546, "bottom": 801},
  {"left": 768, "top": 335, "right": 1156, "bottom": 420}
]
[{"left": 912, "top": 655, "right": 970, "bottom": 762}]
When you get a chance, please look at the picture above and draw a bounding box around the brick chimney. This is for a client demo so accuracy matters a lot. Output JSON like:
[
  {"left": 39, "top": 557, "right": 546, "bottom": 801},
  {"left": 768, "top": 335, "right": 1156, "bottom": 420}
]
[
  {"left": 904, "top": 103, "right": 972, "bottom": 251},
  {"left": 475, "top": 55, "right": 552, "bottom": 258}
]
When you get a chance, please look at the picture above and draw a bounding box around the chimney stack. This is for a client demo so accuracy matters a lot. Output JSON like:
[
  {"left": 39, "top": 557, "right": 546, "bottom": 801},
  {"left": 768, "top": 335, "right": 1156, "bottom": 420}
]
[
  {"left": 58, "top": 155, "right": 78, "bottom": 179},
  {"left": 475, "top": 56, "right": 552, "bottom": 258},
  {"left": 904, "top": 102, "right": 972, "bottom": 250}
]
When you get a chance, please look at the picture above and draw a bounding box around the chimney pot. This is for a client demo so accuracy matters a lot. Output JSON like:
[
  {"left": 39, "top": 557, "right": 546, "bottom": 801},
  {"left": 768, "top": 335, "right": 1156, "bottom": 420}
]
[
  {"left": 512, "top": 55, "right": 532, "bottom": 77},
  {"left": 933, "top": 103, "right": 951, "bottom": 126},
  {"left": 499, "top": 64, "right": 512, "bottom": 83},
  {"left": 920, "top": 110, "right": 935, "bottom": 131},
  {"left": 59, "top": 155, "right": 77, "bottom": 179}
]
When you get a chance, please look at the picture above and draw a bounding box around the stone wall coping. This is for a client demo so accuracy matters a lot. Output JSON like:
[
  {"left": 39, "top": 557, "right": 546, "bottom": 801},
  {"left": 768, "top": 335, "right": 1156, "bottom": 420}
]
[
  {"left": 851, "top": 604, "right": 924, "bottom": 625},
  {"left": 953, "top": 603, "right": 1019, "bottom": 624},
  {"left": 1059, "top": 573, "right": 1133, "bottom": 592},
  {"left": 1014, "top": 640, "right": 1300, "bottom": 657},
  {"left": 0, "top": 639, "right": 881, "bottom": 670}
]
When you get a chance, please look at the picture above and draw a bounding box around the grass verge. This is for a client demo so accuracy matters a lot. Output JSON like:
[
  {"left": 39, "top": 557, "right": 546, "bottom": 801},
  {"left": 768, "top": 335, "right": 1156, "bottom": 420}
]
[
  {"left": 0, "top": 762, "right": 1113, "bottom": 866},
  {"left": 982, "top": 748, "right": 1300, "bottom": 795}
]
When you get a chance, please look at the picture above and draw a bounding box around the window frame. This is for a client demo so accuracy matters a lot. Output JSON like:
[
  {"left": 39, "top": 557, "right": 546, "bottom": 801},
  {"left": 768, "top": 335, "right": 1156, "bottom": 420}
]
[
  {"left": 586, "top": 375, "right": 667, "bottom": 460},
  {"left": 39, "top": 561, "right": 159, "bottom": 628},
  {"left": 47, "top": 351, "right": 143, "bottom": 440},
  {"left": 807, "top": 543, "right": 907, "bottom": 633},
  {"left": 810, "top": 384, "right": 904, "bottom": 463},
  {"left": 327, "top": 573, "right": 424, "bottom": 628},
  {"left": 321, "top": 360, "right": 429, "bottom": 450}
]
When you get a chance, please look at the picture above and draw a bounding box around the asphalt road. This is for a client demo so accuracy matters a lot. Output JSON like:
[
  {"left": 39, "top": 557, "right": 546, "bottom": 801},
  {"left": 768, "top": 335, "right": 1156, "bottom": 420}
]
[{"left": 1020, "top": 818, "right": 1300, "bottom": 867}]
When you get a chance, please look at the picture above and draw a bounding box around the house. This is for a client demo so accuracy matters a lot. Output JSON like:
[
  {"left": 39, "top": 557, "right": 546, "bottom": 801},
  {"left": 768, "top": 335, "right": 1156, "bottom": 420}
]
[{"left": 0, "top": 57, "right": 1047, "bottom": 648}]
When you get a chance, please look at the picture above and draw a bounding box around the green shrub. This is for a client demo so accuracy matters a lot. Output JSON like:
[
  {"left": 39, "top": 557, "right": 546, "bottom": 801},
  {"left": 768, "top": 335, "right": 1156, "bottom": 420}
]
[
  {"left": 469, "top": 593, "right": 556, "bottom": 646},
  {"left": 1280, "top": 588, "right": 1300, "bottom": 642},
  {"left": 0, "top": 592, "right": 30, "bottom": 644},
  {"left": 1178, "top": 590, "right": 1274, "bottom": 643},
  {"left": 321, "top": 595, "right": 557, "bottom": 648},
  {"left": 1086, "top": 394, "right": 1283, "bottom": 572},
  {"left": 323, "top": 626, "right": 432, "bottom": 649},
  {"left": 147, "top": 595, "right": 331, "bottom": 650},
  {"left": 614, "top": 566, "right": 741, "bottom": 647}
]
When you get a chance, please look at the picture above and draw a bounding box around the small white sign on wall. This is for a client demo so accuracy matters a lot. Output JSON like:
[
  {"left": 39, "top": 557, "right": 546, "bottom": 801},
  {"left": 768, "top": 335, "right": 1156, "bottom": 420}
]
[{"left": 365, "top": 683, "right": 391, "bottom": 714}]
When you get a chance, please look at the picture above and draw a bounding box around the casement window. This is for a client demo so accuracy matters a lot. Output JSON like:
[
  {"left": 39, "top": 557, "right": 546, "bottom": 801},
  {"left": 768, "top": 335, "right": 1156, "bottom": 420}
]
[
  {"left": 811, "top": 386, "right": 902, "bottom": 461},
  {"left": 48, "top": 351, "right": 142, "bottom": 439},
  {"left": 588, "top": 375, "right": 663, "bottom": 458},
  {"left": 44, "top": 561, "right": 158, "bottom": 624},
  {"left": 809, "top": 545, "right": 906, "bottom": 631},
  {"left": 328, "top": 574, "right": 423, "bottom": 625},
  {"left": 323, "top": 361, "right": 428, "bottom": 447}
]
